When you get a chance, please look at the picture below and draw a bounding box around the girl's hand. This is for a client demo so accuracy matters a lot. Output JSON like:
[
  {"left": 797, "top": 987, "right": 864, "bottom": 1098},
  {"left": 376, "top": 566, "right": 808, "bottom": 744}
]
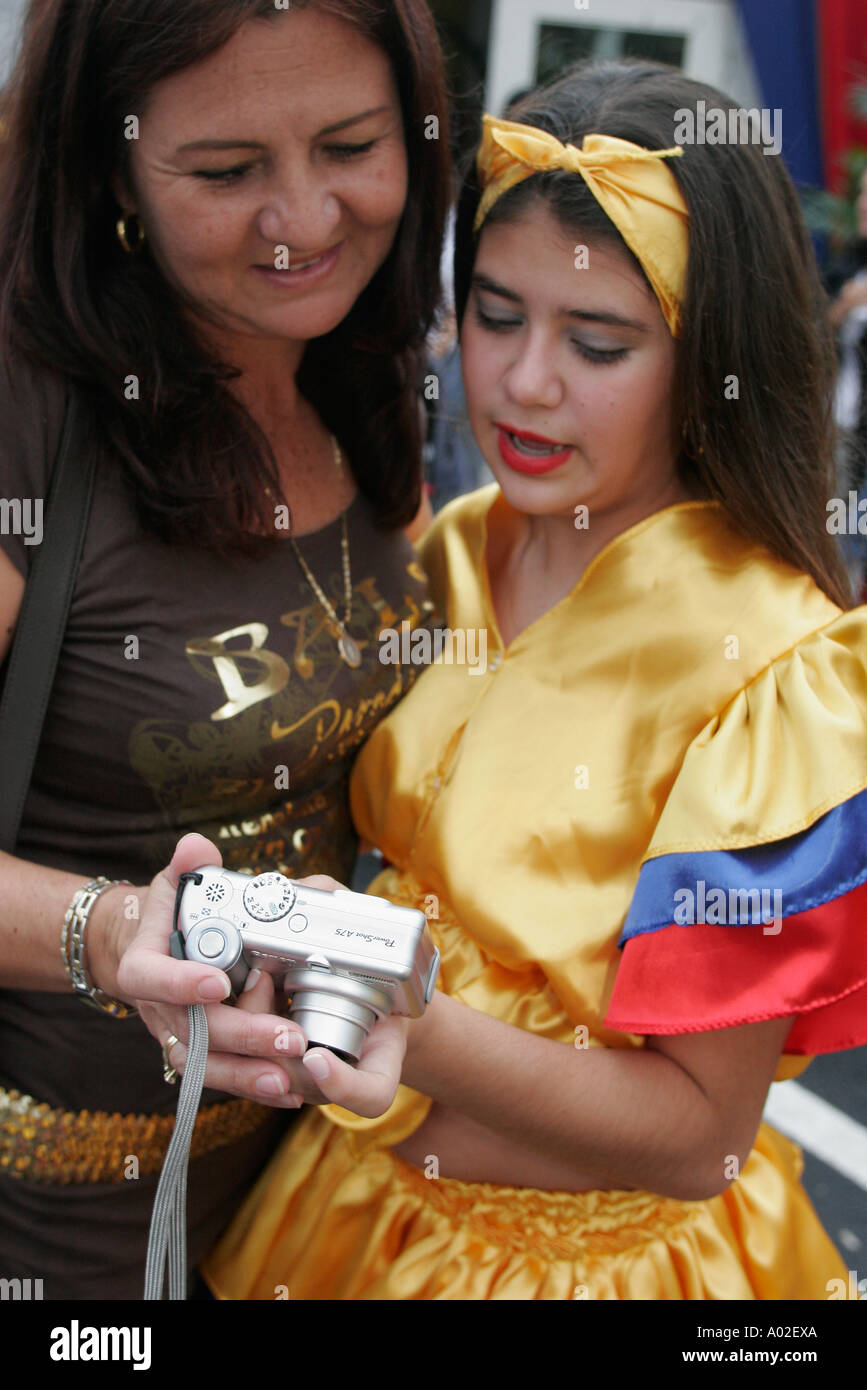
[{"left": 114, "top": 839, "right": 406, "bottom": 1114}]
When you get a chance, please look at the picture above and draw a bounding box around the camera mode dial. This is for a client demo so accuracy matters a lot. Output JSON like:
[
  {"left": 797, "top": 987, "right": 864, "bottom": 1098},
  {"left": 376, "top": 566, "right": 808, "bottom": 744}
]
[{"left": 242, "top": 872, "right": 296, "bottom": 923}]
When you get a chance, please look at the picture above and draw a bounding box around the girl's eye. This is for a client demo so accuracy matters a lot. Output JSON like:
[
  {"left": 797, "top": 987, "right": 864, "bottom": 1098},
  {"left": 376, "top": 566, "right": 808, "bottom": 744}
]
[
  {"left": 474, "top": 305, "right": 522, "bottom": 332},
  {"left": 323, "top": 139, "right": 379, "bottom": 161},
  {"left": 573, "top": 342, "right": 629, "bottom": 365},
  {"left": 474, "top": 300, "right": 629, "bottom": 364},
  {"left": 193, "top": 165, "right": 252, "bottom": 185}
]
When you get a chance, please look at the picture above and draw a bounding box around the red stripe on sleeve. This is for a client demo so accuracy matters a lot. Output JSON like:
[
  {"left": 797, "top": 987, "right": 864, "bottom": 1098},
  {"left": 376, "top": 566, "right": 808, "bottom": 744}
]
[{"left": 604, "top": 877, "right": 867, "bottom": 1054}]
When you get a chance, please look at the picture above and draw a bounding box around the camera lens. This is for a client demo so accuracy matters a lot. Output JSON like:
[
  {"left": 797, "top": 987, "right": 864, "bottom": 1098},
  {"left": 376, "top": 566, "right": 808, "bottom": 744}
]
[
  {"left": 310, "top": 1043, "right": 357, "bottom": 1066},
  {"left": 284, "top": 968, "right": 392, "bottom": 1062}
]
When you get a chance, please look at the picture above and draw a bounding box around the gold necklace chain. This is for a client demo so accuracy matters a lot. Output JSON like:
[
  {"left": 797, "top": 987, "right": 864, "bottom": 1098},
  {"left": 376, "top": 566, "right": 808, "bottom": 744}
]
[{"left": 288, "top": 436, "right": 361, "bottom": 668}]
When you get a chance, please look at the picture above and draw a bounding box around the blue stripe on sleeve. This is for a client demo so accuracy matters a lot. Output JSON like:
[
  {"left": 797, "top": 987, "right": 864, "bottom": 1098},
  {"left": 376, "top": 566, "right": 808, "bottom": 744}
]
[{"left": 619, "top": 785, "right": 867, "bottom": 945}]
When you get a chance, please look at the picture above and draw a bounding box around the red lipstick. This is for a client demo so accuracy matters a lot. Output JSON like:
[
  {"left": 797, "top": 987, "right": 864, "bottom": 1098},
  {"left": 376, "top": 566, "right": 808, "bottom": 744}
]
[{"left": 495, "top": 422, "right": 574, "bottom": 475}]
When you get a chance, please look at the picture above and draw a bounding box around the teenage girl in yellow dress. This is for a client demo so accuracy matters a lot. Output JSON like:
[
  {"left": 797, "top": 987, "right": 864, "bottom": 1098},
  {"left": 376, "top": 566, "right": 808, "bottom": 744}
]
[{"left": 195, "top": 60, "right": 867, "bottom": 1299}]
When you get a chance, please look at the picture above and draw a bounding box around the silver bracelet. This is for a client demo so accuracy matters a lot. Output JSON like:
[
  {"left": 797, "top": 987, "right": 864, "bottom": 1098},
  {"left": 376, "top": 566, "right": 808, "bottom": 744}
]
[{"left": 61, "top": 876, "right": 138, "bottom": 1019}]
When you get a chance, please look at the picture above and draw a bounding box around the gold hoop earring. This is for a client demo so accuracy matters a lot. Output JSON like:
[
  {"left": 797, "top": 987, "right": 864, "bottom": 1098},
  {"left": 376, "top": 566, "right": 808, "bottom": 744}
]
[{"left": 116, "top": 213, "right": 145, "bottom": 254}]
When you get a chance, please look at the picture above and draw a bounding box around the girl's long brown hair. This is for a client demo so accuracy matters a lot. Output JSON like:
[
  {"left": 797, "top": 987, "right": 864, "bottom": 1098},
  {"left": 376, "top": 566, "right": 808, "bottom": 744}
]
[
  {"left": 454, "top": 60, "right": 852, "bottom": 608},
  {"left": 0, "top": 0, "right": 452, "bottom": 554}
]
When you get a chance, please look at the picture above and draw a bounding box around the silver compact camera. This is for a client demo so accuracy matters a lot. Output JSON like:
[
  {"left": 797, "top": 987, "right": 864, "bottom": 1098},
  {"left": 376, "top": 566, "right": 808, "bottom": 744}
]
[{"left": 175, "top": 866, "right": 440, "bottom": 1062}]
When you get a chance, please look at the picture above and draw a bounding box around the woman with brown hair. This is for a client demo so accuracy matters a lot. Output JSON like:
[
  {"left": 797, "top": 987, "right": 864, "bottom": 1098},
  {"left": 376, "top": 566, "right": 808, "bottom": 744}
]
[{"left": 0, "top": 0, "right": 450, "bottom": 1298}]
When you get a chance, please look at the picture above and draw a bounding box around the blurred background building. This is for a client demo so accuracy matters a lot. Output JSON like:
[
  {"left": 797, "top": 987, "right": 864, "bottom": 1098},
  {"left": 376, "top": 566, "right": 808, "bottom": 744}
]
[
  {"left": 2, "top": 0, "right": 865, "bottom": 198},
  {"left": 431, "top": 0, "right": 867, "bottom": 206}
]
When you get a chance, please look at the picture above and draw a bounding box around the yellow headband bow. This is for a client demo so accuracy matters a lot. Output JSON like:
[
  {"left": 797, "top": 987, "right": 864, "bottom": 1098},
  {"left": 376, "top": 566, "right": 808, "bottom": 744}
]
[{"left": 475, "top": 114, "right": 689, "bottom": 337}]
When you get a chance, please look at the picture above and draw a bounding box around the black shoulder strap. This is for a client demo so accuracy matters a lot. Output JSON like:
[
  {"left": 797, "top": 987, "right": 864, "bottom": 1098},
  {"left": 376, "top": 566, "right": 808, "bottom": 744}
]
[{"left": 0, "top": 389, "right": 95, "bottom": 852}]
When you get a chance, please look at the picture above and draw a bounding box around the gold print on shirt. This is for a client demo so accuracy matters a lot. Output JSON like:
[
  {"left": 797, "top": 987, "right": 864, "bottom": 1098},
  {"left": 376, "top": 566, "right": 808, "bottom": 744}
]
[
  {"left": 355, "top": 577, "right": 399, "bottom": 631},
  {"left": 186, "top": 623, "right": 290, "bottom": 721},
  {"left": 128, "top": 563, "right": 436, "bottom": 878},
  {"left": 278, "top": 602, "right": 367, "bottom": 681},
  {"left": 268, "top": 698, "right": 342, "bottom": 756}
]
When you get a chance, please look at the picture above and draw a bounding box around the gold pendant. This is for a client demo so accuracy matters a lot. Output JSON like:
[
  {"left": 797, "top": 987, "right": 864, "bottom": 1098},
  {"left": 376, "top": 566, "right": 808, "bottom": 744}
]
[{"left": 338, "top": 632, "right": 362, "bottom": 668}]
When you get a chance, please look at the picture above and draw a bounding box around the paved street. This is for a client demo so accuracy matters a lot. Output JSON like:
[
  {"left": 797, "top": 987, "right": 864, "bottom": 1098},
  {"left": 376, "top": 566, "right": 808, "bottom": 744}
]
[{"left": 765, "top": 1047, "right": 867, "bottom": 1271}]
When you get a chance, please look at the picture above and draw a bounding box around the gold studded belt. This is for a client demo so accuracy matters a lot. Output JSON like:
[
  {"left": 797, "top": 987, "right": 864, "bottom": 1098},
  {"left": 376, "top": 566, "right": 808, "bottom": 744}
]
[{"left": 0, "top": 1085, "right": 272, "bottom": 1185}]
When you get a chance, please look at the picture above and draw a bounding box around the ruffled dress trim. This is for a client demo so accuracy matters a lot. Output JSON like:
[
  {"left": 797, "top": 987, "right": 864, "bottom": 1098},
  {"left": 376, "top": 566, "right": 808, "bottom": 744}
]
[
  {"left": 605, "top": 610, "right": 867, "bottom": 1052},
  {"left": 202, "top": 1107, "right": 848, "bottom": 1300}
]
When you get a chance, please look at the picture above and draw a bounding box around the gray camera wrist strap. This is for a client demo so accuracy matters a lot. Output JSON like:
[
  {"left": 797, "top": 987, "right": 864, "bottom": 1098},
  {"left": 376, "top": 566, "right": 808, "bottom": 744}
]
[
  {"left": 143, "top": 865, "right": 440, "bottom": 1299},
  {"left": 144, "top": 1003, "right": 209, "bottom": 1300},
  {"left": 144, "top": 874, "right": 211, "bottom": 1300}
]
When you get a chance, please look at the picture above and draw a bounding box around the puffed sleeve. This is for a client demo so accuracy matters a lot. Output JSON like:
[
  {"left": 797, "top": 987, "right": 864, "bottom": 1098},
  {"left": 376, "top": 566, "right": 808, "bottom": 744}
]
[
  {"left": 604, "top": 609, "right": 867, "bottom": 1057},
  {"left": 0, "top": 351, "right": 67, "bottom": 578}
]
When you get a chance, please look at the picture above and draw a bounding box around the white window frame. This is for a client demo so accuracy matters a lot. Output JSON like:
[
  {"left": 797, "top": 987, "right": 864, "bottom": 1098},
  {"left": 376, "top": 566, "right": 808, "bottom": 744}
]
[{"left": 486, "top": 0, "right": 761, "bottom": 116}]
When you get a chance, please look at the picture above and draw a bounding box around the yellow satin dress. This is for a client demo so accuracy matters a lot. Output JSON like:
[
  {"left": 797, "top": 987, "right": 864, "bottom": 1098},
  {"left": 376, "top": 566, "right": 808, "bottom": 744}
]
[{"left": 204, "top": 488, "right": 867, "bottom": 1300}]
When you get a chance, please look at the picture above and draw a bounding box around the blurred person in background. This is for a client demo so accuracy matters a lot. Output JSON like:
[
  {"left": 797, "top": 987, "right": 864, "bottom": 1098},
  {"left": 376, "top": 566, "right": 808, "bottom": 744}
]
[{"left": 829, "top": 166, "right": 867, "bottom": 601}]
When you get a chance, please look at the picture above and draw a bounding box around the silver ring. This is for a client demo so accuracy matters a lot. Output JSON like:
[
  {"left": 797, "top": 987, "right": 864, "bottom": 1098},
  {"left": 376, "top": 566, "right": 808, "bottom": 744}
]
[{"left": 161, "top": 1033, "right": 181, "bottom": 1085}]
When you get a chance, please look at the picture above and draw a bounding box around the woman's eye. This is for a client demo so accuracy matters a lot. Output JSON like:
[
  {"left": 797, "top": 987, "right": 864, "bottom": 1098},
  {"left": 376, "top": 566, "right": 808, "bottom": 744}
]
[
  {"left": 323, "top": 139, "right": 379, "bottom": 161},
  {"left": 573, "top": 342, "right": 629, "bottom": 365},
  {"left": 193, "top": 166, "right": 252, "bottom": 185},
  {"left": 474, "top": 305, "right": 522, "bottom": 332}
]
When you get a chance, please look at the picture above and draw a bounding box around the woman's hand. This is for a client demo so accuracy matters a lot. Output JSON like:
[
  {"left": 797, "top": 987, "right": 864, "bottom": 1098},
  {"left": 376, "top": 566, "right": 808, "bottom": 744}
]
[
  {"left": 113, "top": 835, "right": 407, "bottom": 1114},
  {"left": 145, "top": 966, "right": 408, "bottom": 1115}
]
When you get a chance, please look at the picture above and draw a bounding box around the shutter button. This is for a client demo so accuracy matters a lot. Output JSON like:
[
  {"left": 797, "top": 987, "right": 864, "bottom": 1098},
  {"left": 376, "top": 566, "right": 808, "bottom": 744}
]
[{"left": 197, "top": 928, "right": 226, "bottom": 959}]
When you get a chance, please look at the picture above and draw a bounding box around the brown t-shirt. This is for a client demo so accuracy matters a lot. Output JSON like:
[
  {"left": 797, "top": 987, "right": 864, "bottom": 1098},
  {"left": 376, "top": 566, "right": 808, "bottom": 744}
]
[{"left": 0, "top": 355, "right": 434, "bottom": 1296}]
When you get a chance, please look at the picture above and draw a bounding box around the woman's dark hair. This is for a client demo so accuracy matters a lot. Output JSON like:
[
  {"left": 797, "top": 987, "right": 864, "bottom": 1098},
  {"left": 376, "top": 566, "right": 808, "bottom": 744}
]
[
  {"left": 0, "top": 0, "right": 451, "bottom": 552},
  {"left": 454, "top": 60, "right": 852, "bottom": 609}
]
